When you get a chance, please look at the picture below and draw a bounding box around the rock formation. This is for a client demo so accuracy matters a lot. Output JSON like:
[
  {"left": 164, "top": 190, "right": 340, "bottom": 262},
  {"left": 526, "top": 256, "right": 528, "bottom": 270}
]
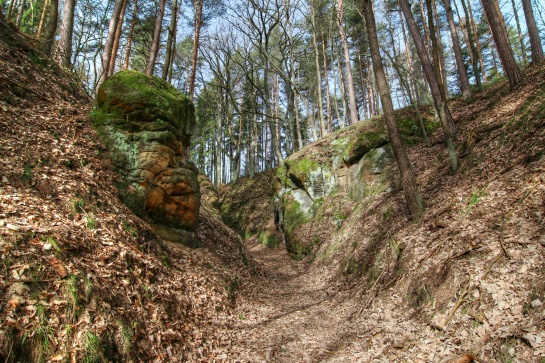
[
  {"left": 92, "top": 71, "right": 200, "bottom": 243},
  {"left": 276, "top": 116, "right": 436, "bottom": 256}
]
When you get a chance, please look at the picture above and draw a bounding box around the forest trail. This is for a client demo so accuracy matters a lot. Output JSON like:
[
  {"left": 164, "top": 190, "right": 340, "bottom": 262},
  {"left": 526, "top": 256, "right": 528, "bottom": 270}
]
[{"left": 229, "top": 240, "right": 362, "bottom": 362}]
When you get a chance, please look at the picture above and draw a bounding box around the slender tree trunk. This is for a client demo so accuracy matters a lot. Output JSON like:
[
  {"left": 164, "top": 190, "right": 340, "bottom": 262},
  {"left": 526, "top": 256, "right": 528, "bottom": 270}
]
[
  {"left": 466, "top": 0, "right": 487, "bottom": 82},
  {"left": 425, "top": 0, "right": 446, "bottom": 100},
  {"left": 108, "top": 0, "right": 127, "bottom": 76},
  {"left": 16, "top": 0, "right": 25, "bottom": 27},
  {"left": 321, "top": 30, "right": 333, "bottom": 132},
  {"left": 337, "top": 0, "right": 359, "bottom": 125},
  {"left": 41, "top": 0, "right": 58, "bottom": 57},
  {"left": 162, "top": 0, "right": 178, "bottom": 80},
  {"left": 55, "top": 0, "right": 76, "bottom": 68},
  {"left": 98, "top": 0, "right": 124, "bottom": 86},
  {"left": 146, "top": 0, "right": 166, "bottom": 76},
  {"left": 432, "top": 0, "right": 448, "bottom": 95},
  {"left": 123, "top": 0, "right": 138, "bottom": 70},
  {"left": 363, "top": 0, "right": 422, "bottom": 217},
  {"left": 36, "top": 0, "right": 49, "bottom": 37},
  {"left": 522, "top": 0, "right": 544, "bottom": 63},
  {"left": 400, "top": 0, "right": 458, "bottom": 172},
  {"left": 457, "top": 0, "right": 482, "bottom": 89},
  {"left": 189, "top": 0, "right": 203, "bottom": 101},
  {"left": 480, "top": 0, "right": 522, "bottom": 88},
  {"left": 442, "top": 0, "right": 472, "bottom": 97},
  {"left": 310, "top": 4, "right": 327, "bottom": 136},
  {"left": 509, "top": 0, "right": 528, "bottom": 64},
  {"left": 338, "top": 46, "right": 349, "bottom": 125}
]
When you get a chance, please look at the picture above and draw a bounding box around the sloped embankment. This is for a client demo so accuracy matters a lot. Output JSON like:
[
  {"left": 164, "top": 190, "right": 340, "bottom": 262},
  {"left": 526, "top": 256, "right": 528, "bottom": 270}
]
[
  {"left": 0, "top": 14, "right": 253, "bottom": 362},
  {"left": 221, "top": 65, "right": 545, "bottom": 361}
]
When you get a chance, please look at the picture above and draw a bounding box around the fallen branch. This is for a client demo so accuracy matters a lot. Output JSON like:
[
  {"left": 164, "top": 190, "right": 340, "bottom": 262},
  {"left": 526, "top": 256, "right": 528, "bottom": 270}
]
[{"left": 440, "top": 278, "right": 471, "bottom": 330}]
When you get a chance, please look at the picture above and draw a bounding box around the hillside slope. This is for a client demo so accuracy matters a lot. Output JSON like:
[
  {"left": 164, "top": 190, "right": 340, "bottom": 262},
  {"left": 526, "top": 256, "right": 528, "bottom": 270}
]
[
  {"left": 0, "top": 14, "right": 254, "bottom": 362},
  {"left": 221, "top": 65, "right": 545, "bottom": 361}
]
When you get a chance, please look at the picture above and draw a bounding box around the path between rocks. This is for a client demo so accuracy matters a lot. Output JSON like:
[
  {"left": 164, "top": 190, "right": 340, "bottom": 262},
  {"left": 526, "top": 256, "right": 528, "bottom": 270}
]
[{"left": 228, "top": 240, "right": 366, "bottom": 362}]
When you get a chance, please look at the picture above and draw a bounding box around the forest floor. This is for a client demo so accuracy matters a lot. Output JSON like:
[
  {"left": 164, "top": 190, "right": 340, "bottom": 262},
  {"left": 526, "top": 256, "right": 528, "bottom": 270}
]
[
  {"left": 221, "top": 64, "right": 545, "bottom": 363},
  {"left": 2, "top": 12, "right": 545, "bottom": 363}
]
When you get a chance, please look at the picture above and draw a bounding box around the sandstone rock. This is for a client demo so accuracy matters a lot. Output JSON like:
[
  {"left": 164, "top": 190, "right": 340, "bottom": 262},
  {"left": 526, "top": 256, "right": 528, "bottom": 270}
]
[{"left": 92, "top": 70, "right": 200, "bottom": 231}]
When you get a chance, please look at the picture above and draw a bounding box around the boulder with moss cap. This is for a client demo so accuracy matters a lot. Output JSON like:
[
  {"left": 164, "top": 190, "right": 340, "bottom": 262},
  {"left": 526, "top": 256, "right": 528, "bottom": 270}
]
[{"left": 92, "top": 70, "right": 200, "bottom": 234}]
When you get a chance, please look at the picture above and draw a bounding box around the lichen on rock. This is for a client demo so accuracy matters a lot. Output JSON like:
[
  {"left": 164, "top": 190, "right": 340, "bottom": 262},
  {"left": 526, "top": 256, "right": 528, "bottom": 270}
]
[{"left": 92, "top": 70, "right": 200, "bottom": 233}]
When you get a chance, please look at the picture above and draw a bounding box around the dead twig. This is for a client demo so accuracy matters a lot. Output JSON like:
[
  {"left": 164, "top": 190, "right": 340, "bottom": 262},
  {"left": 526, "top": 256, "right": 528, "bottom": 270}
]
[{"left": 440, "top": 278, "right": 471, "bottom": 330}]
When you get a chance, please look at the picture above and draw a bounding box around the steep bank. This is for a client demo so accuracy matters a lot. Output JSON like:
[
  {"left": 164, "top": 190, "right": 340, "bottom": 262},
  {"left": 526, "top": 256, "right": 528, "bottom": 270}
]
[
  {"left": 221, "top": 65, "right": 545, "bottom": 361},
  {"left": 0, "top": 14, "right": 254, "bottom": 362}
]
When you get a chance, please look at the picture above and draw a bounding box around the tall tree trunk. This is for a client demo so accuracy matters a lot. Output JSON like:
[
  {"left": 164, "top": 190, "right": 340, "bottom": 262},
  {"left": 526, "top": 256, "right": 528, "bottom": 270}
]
[
  {"left": 123, "top": 0, "right": 138, "bottom": 70},
  {"left": 36, "top": 0, "right": 49, "bottom": 37},
  {"left": 522, "top": 0, "right": 544, "bottom": 63},
  {"left": 363, "top": 0, "right": 422, "bottom": 217},
  {"left": 480, "top": 0, "right": 522, "bottom": 88},
  {"left": 442, "top": 0, "right": 472, "bottom": 98},
  {"left": 55, "top": 0, "right": 76, "bottom": 68},
  {"left": 400, "top": 0, "right": 458, "bottom": 172},
  {"left": 98, "top": 0, "right": 124, "bottom": 86},
  {"left": 509, "top": 0, "right": 528, "bottom": 64},
  {"left": 41, "top": 0, "right": 58, "bottom": 57},
  {"left": 425, "top": 0, "right": 446, "bottom": 101},
  {"left": 337, "top": 0, "right": 359, "bottom": 125},
  {"left": 457, "top": 0, "right": 482, "bottom": 89},
  {"left": 189, "top": 0, "right": 203, "bottom": 101},
  {"left": 16, "top": 0, "right": 25, "bottom": 27},
  {"left": 146, "top": 0, "right": 166, "bottom": 76},
  {"left": 108, "top": 0, "right": 127, "bottom": 76},
  {"left": 321, "top": 30, "right": 333, "bottom": 132},
  {"left": 466, "top": 0, "right": 487, "bottom": 82},
  {"left": 310, "top": 3, "right": 327, "bottom": 137},
  {"left": 431, "top": 0, "right": 447, "bottom": 95},
  {"left": 162, "top": 0, "right": 178, "bottom": 80}
]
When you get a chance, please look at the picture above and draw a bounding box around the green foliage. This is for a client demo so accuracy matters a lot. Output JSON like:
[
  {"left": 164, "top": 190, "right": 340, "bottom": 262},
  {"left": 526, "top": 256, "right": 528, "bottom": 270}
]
[
  {"left": 283, "top": 199, "right": 310, "bottom": 235},
  {"left": 20, "top": 163, "right": 33, "bottom": 186},
  {"left": 82, "top": 332, "right": 102, "bottom": 363},
  {"left": 122, "top": 220, "right": 138, "bottom": 237},
  {"left": 72, "top": 198, "right": 85, "bottom": 214},
  {"left": 463, "top": 189, "right": 487, "bottom": 215},
  {"left": 258, "top": 230, "right": 278, "bottom": 248},
  {"left": 86, "top": 215, "right": 97, "bottom": 229}
]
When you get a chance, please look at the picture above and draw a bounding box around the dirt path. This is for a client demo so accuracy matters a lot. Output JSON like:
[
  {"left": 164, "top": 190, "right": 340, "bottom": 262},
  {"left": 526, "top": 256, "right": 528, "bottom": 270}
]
[{"left": 228, "top": 239, "right": 362, "bottom": 362}]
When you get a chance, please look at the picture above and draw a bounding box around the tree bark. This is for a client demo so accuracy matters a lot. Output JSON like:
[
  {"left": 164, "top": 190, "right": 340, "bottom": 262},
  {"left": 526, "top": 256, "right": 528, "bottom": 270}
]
[
  {"left": 55, "top": 0, "right": 76, "bottom": 68},
  {"left": 146, "top": 0, "right": 166, "bottom": 76},
  {"left": 98, "top": 0, "right": 124, "bottom": 86},
  {"left": 522, "top": 0, "right": 544, "bottom": 63},
  {"left": 480, "top": 0, "right": 522, "bottom": 88},
  {"left": 123, "top": 0, "right": 138, "bottom": 70},
  {"left": 162, "top": 0, "right": 178, "bottom": 80},
  {"left": 321, "top": 30, "right": 333, "bottom": 132},
  {"left": 509, "top": 0, "right": 527, "bottom": 64},
  {"left": 442, "top": 0, "right": 472, "bottom": 98},
  {"left": 189, "top": 0, "right": 203, "bottom": 101},
  {"left": 457, "top": 0, "right": 482, "bottom": 89},
  {"left": 337, "top": 0, "right": 359, "bottom": 125},
  {"left": 362, "top": 0, "right": 422, "bottom": 217},
  {"left": 400, "top": 0, "right": 458, "bottom": 172},
  {"left": 41, "top": 0, "right": 58, "bottom": 57},
  {"left": 108, "top": 0, "right": 127, "bottom": 76},
  {"left": 310, "top": 3, "right": 327, "bottom": 137},
  {"left": 466, "top": 0, "right": 487, "bottom": 82},
  {"left": 36, "top": 0, "right": 49, "bottom": 38}
]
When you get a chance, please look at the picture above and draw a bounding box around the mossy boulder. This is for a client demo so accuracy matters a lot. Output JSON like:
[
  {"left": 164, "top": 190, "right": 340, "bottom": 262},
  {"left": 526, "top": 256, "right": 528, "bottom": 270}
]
[
  {"left": 92, "top": 70, "right": 200, "bottom": 232},
  {"left": 343, "top": 131, "right": 389, "bottom": 164}
]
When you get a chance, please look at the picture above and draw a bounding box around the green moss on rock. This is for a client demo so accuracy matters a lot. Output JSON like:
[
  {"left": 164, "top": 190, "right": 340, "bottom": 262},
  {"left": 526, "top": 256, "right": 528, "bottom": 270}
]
[{"left": 343, "top": 131, "right": 389, "bottom": 164}]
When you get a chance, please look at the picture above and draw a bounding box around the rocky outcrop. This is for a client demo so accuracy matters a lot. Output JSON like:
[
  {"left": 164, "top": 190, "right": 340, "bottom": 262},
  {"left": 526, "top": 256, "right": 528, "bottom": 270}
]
[
  {"left": 92, "top": 71, "right": 200, "bottom": 241},
  {"left": 276, "top": 115, "right": 436, "bottom": 256}
]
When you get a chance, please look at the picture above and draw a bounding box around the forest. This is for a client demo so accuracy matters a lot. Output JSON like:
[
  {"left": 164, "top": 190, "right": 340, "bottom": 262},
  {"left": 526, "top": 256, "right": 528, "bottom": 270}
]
[
  {"left": 2, "top": 0, "right": 544, "bottom": 189},
  {"left": 2, "top": 0, "right": 545, "bottom": 361}
]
